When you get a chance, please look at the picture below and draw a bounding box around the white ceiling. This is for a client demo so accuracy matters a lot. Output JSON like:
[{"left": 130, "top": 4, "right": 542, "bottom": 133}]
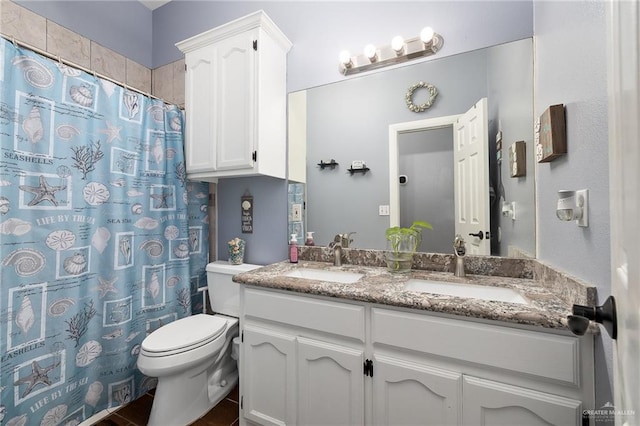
[{"left": 138, "top": 0, "right": 172, "bottom": 11}]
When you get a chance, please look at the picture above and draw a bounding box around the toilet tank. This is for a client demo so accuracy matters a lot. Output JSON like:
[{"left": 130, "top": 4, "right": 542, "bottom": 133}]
[{"left": 206, "top": 261, "right": 262, "bottom": 317}]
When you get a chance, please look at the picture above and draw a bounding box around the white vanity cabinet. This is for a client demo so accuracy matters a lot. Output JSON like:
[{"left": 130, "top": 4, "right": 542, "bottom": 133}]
[
  {"left": 239, "top": 286, "right": 594, "bottom": 426},
  {"left": 176, "top": 11, "right": 292, "bottom": 181},
  {"left": 297, "top": 337, "right": 365, "bottom": 425},
  {"left": 372, "top": 355, "right": 462, "bottom": 425},
  {"left": 371, "top": 308, "right": 592, "bottom": 426},
  {"left": 462, "top": 376, "right": 582, "bottom": 425},
  {"left": 240, "top": 287, "right": 366, "bottom": 426}
]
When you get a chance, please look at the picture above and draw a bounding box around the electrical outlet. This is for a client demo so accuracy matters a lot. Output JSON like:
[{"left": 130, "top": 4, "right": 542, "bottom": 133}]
[
  {"left": 292, "top": 204, "right": 302, "bottom": 221},
  {"left": 378, "top": 205, "right": 390, "bottom": 216}
]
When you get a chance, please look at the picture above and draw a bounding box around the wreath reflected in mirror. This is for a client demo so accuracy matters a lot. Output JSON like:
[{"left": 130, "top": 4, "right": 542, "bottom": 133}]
[{"left": 405, "top": 81, "right": 438, "bottom": 112}]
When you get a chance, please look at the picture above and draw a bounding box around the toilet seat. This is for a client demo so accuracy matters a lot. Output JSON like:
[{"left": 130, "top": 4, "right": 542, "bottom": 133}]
[{"left": 141, "top": 314, "right": 228, "bottom": 357}]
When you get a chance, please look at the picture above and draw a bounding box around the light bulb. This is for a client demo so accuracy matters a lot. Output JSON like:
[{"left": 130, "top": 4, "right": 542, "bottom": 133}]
[
  {"left": 364, "top": 44, "right": 377, "bottom": 61},
  {"left": 339, "top": 50, "right": 352, "bottom": 67},
  {"left": 420, "top": 27, "right": 435, "bottom": 44},
  {"left": 391, "top": 36, "right": 405, "bottom": 54}
]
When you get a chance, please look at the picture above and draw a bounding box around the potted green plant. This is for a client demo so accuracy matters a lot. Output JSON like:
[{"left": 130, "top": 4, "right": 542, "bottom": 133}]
[{"left": 385, "top": 220, "right": 432, "bottom": 273}]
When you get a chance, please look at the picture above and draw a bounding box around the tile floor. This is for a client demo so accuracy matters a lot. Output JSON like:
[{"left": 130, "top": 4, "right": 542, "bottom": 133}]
[{"left": 94, "top": 385, "right": 239, "bottom": 426}]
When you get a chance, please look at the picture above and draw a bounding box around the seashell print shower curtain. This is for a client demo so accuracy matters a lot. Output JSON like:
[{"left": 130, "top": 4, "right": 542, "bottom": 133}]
[{"left": 0, "top": 38, "right": 211, "bottom": 423}]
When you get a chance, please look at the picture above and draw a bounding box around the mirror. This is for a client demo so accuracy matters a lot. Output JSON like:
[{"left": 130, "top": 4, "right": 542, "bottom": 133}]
[{"left": 290, "top": 38, "right": 535, "bottom": 257}]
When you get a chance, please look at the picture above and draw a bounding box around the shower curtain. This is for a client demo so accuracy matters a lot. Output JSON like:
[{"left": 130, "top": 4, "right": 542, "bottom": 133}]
[{"left": 0, "top": 38, "right": 210, "bottom": 424}]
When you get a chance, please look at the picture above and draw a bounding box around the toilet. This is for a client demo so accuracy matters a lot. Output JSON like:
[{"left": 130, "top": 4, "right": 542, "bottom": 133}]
[{"left": 137, "top": 261, "right": 261, "bottom": 426}]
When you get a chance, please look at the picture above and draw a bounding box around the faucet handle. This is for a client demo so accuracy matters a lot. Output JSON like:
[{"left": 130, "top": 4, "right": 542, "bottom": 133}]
[
  {"left": 333, "top": 233, "right": 356, "bottom": 248},
  {"left": 453, "top": 234, "right": 466, "bottom": 257},
  {"left": 342, "top": 232, "right": 356, "bottom": 248}
]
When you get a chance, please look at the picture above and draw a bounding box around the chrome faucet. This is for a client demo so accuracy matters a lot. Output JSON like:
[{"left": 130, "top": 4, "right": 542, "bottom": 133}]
[
  {"left": 334, "top": 232, "right": 356, "bottom": 248},
  {"left": 332, "top": 242, "right": 343, "bottom": 266},
  {"left": 453, "top": 234, "right": 466, "bottom": 278}
]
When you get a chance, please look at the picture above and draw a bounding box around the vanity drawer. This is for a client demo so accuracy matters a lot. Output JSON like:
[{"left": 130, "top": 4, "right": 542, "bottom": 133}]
[
  {"left": 371, "top": 308, "right": 580, "bottom": 387},
  {"left": 243, "top": 287, "right": 365, "bottom": 342}
]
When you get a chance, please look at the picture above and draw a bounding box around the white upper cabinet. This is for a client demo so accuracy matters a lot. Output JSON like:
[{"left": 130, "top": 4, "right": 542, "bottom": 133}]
[{"left": 176, "top": 11, "right": 292, "bottom": 181}]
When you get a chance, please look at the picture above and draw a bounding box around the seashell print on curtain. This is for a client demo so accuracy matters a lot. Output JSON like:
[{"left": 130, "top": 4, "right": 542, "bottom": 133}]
[{"left": 0, "top": 38, "right": 210, "bottom": 424}]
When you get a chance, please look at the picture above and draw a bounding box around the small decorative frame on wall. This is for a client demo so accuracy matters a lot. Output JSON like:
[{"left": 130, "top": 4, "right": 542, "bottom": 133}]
[
  {"left": 241, "top": 193, "right": 253, "bottom": 234},
  {"left": 405, "top": 81, "right": 438, "bottom": 112},
  {"left": 509, "top": 141, "right": 526, "bottom": 177},
  {"left": 536, "top": 104, "right": 566, "bottom": 163}
]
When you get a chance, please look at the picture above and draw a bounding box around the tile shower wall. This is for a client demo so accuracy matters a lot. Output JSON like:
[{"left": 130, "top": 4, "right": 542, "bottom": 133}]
[
  {"left": 2, "top": 0, "right": 205, "bottom": 262},
  {"left": 1, "top": 0, "right": 185, "bottom": 121},
  {"left": 1, "top": 0, "right": 151, "bottom": 93},
  {"left": 151, "top": 59, "right": 185, "bottom": 108}
]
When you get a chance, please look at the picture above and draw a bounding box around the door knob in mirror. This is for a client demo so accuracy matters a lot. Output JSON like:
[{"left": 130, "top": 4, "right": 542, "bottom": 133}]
[{"left": 468, "top": 231, "right": 484, "bottom": 240}]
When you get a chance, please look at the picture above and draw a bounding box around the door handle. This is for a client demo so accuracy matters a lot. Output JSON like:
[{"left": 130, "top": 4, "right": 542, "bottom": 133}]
[
  {"left": 468, "top": 231, "right": 484, "bottom": 240},
  {"left": 567, "top": 296, "right": 617, "bottom": 339}
]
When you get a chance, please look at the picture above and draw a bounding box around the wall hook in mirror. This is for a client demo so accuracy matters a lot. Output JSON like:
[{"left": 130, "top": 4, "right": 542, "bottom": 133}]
[
  {"left": 317, "top": 159, "right": 339, "bottom": 170},
  {"left": 567, "top": 295, "right": 617, "bottom": 339},
  {"left": 347, "top": 160, "right": 370, "bottom": 175}
]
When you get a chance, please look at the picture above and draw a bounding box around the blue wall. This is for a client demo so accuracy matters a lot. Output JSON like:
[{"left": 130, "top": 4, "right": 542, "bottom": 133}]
[
  {"left": 15, "top": 0, "right": 153, "bottom": 67},
  {"left": 534, "top": 0, "right": 612, "bottom": 412},
  {"left": 153, "top": 1, "right": 533, "bottom": 91},
  {"left": 217, "top": 176, "right": 289, "bottom": 265}
]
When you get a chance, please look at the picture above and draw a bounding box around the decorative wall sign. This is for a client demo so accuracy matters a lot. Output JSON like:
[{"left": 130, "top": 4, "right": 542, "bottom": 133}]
[
  {"left": 405, "top": 81, "right": 438, "bottom": 112},
  {"left": 536, "top": 104, "right": 566, "bottom": 162},
  {"left": 241, "top": 193, "right": 253, "bottom": 233}
]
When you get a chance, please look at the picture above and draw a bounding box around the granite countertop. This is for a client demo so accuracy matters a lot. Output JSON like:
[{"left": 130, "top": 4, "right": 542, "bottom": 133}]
[{"left": 233, "top": 259, "right": 589, "bottom": 332}]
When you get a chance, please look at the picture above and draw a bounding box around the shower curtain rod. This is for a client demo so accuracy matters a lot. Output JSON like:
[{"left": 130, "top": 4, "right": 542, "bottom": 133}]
[{"left": 1, "top": 33, "right": 172, "bottom": 105}]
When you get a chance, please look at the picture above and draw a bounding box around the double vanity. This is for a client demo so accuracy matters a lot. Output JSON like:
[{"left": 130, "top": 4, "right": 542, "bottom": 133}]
[{"left": 233, "top": 247, "right": 596, "bottom": 426}]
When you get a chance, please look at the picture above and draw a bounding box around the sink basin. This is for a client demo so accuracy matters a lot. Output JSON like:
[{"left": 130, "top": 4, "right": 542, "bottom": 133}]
[
  {"left": 285, "top": 268, "right": 364, "bottom": 284},
  {"left": 404, "top": 279, "right": 529, "bottom": 305}
]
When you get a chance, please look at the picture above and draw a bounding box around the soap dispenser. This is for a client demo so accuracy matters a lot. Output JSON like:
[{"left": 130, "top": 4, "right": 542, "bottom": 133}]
[
  {"left": 289, "top": 234, "right": 298, "bottom": 263},
  {"left": 305, "top": 231, "right": 315, "bottom": 246}
]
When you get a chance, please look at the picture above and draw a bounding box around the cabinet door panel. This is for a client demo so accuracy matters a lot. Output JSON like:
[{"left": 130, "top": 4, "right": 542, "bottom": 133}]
[
  {"left": 373, "top": 355, "right": 462, "bottom": 426},
  {"left": 184, "top": 45, "right": 216, "bottom": 173},
  {"left": 297, "top": 337, "right": 365, "bottom": 425},
  {"left": 214, "top": 30, "right": 256, "bottom": 171},
  {"left": 463, "top": 376, "right": 582, "bottom": 426},
  {"left": 243, "top": 326, "right": 296, "bottom": 426}
]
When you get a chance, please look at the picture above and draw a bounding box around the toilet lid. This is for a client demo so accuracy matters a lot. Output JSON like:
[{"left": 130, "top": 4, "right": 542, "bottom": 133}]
[{"left": 142, "top": 314, "right": 228, "bottom": 354}]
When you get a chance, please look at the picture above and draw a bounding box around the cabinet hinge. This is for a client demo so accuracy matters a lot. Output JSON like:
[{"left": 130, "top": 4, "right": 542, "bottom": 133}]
[
  {"left": 240, "top": 395, "right": 243, "bottom": 410},
  {"left": 252, "top": 151, "right": 257, "bottom": 162},
  {"left": 363, "top": 359, "right": 374, "bottom": 377},
  {"left": 253, "top": 40, "right": 258, "bottom": 51},
  {"left": 241, "top": 330, "right": 244, "bottom": 342}
]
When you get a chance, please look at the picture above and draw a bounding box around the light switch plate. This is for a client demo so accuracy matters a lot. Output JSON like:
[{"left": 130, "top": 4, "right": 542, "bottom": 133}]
[
  {"left": 292, "top": 204, "right": 302, "bottom": 221},
  {"left": 379, "top": 205, "right": 390, "bottom": 216}
]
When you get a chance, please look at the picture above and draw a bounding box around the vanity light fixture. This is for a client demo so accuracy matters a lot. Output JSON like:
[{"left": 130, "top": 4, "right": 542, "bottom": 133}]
[
  {"left": 556, "top": 189, "right": 589, "bottom": 227},
  {"left": 339, "top": 26, "right": 444, "bottom": 75}
]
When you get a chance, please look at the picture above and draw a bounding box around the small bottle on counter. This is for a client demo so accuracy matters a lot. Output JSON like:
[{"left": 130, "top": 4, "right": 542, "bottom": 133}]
[
  {"left": 289, "top": 233, "right": 298, "bottom": 263},
  {"left": 305, "top": 231, "right": 315, "bottom": 246}
]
